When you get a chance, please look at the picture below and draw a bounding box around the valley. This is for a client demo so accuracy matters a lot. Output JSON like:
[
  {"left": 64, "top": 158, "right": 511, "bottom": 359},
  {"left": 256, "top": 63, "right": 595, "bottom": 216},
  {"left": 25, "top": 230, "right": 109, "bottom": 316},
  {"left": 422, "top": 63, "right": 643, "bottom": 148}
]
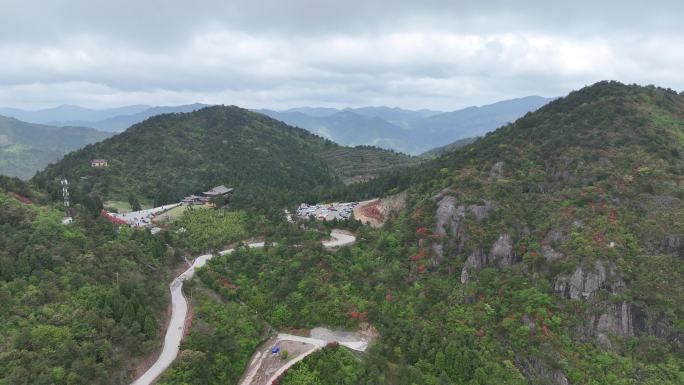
[
  {"left": 1, "top": 82, "right": 684, "bottom": 385},
  {"left": 3, "top": 1, "right": 684, "bottom": 384}
]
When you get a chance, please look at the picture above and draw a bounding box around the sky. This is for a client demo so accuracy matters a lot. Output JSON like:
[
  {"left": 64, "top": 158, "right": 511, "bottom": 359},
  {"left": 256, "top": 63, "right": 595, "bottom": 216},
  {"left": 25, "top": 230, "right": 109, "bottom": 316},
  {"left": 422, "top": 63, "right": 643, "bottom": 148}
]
[{"left": 0, "top": 0, "right": 682, "bottom": 110}]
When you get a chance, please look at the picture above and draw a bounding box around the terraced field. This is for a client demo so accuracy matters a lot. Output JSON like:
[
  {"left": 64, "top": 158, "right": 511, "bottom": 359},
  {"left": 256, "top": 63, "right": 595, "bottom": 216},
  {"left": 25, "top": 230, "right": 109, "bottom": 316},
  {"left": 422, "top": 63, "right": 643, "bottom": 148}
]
[{"left": 317, "top": 145, "right": 419, "bottom": 183}]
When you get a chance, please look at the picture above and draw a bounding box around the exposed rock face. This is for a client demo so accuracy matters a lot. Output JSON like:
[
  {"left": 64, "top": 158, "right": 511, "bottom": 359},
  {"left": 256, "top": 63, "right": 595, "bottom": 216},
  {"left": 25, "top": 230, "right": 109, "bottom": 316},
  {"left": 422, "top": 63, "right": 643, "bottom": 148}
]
[
  {"left": 461, "top": 235, "right": 518, "bottom": 283},
  {"left": 464, "top": 248, "right": 488, "bottom": 270},
  {"left": 541, "top": 245, "right": 564, "bottom": 262},
  {"left": 460, "top": 268, "right": 469, "bottom": 284},
  {"left": 431, "top": 193, "right": 514, "bottom": 283},
  {"left": 434, "top": 196, "right": 462, "bottom": 238},
  {"left": 432, "top": 194, "right": 495, "bottom": 259},
  {"left": 522, "top": 315, "right": 537, "bottom": 332},
  {"left": 591, "top": 301, "right": 635, "bottom": 338},
  {"left": 469, "top": 201, "right": 496, "bottom": 220},
  {"left": 647, "top": 194, "right": 681, "bottom": 210},
  {"left": 660, "top": 234, "right": 684, "bottom": 258},
  {"left": 597, "top": 333, "right": 613, "bottom": 350},
  {"left": 554, "top": 260, "right": 607, "bottom": 300},
  {"left": 554, "top": 260, "right": 636, "bottom": 349},
  {"left": 432, "top": 195, "right": 466, "bottom": 259},
  {"left": 541, "top": 229, "right": 566, "bottom": 262},
  {"left": 431, "top": 187, "right": 458, "bottom": 202},
  {"left": 489, "top": 161, "right": 505, "bottom": 180},
  {"left": 514, "top": 357, "right": 569, "bottom": 385},
  {"left": 639, "top": 195, "right": 684, "bottom": 258},
  {"left": 490, "top": 234, "right": 516, "bottom": 267},
  {"left": 545, "top": 156, "right": 579, "bottom": 184}
]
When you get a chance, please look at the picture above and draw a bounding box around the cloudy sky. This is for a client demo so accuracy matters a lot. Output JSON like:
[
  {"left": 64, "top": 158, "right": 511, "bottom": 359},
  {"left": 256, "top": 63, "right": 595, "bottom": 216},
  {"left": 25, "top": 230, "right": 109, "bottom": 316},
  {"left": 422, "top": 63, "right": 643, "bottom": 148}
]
[{"left": 0, "top": 0, "right": 682, "bottom": 110}]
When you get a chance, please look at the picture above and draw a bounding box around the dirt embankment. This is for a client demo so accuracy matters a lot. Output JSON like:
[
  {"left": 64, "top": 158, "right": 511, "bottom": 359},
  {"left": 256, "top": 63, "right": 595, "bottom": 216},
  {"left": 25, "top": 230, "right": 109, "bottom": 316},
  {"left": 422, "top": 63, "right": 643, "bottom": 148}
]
[{"left": 353, "top": 190, "right": 407, "bottom": 227}]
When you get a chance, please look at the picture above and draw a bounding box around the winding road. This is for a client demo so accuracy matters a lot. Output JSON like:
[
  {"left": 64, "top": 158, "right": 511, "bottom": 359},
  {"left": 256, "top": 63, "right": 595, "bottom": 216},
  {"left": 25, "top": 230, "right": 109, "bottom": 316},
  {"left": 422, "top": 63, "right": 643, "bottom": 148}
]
[
  {"left": 131, "top": 231, "right": 356, "bottom": 385},
  {"left": 131, "top": 241, "right": 265, "bottom": 385},
  {"left": 324, "top": 229, "right": 356, "bottom": 248},
  {"left": 239, "top": 328, "right": 370, "bottom": 385}
]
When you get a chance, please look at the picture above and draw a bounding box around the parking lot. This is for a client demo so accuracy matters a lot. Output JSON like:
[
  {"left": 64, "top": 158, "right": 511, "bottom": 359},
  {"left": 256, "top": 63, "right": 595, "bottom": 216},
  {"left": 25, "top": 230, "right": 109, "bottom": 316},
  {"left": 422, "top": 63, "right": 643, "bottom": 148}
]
[{"left": 296, "top": 201, "right": 358, "bottom": 221}]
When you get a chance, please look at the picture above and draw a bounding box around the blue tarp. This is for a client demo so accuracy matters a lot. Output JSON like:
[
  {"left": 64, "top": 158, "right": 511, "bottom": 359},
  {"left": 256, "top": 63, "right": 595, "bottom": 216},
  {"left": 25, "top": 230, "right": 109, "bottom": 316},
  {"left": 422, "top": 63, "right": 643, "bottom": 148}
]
[{"left": 271, "top": 346, "right": 280, "bottom": 354}]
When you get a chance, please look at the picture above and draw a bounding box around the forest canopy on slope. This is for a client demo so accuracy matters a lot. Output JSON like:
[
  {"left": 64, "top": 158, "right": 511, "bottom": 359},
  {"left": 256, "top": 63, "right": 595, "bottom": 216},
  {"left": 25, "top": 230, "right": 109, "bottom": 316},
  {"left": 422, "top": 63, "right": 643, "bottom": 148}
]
[
  {"left": 164, "top": 82, "right": 684, "bottom": 385},
  {"left": 0, "top": 180, "right": 176, "bottom": 385},
  {"left": 32, "top": 106, "right": 415, "bottom": 211},
  {"left": 4, "top": 82, "right": 684, "bottom": 385}
]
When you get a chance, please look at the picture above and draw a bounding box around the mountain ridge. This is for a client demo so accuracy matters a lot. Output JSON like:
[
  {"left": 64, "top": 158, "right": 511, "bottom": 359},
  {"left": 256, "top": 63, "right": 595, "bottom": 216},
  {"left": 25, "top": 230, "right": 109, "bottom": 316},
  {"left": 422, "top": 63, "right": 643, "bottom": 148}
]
[
  {"left": 0, "top": 96, "right": 552, "bottom": 155},
  {"left": 325, "top": 81, "right": 684, "bottom": 383},
  {"left": 32, "top": 105, "right": 416, "bottom": 210},
  {"left": 259, "top": 96, "right": 553, "bottom": 154},
  {"left": 0, "top": 103, "right": 210, "bottom": 132}
]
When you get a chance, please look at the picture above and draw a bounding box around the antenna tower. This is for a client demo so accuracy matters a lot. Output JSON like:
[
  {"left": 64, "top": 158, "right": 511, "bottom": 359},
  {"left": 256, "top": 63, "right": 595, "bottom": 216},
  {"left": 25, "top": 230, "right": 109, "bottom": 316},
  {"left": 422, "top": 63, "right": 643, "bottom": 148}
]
[{"left": 61, "top": 179, "right": 70, "bottom": 217}]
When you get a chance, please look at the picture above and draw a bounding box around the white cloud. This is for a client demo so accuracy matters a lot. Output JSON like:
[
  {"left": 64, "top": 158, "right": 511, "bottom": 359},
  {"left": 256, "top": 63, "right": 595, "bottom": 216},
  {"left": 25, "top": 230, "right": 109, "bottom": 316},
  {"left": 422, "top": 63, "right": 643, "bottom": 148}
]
[{"left": 0, "top": 1, "right": 682, "bottom": 109}]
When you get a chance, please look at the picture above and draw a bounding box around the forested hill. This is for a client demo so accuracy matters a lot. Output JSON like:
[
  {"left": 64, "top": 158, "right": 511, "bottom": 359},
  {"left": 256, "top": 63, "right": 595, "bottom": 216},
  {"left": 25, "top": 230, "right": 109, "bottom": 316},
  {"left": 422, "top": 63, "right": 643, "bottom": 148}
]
[
  {"left": 317, "top": 81, "right": 684, "bottom": 384},
  {"left": 0, "top": 180, "right": 175, "bottom": 384},
  {"left": 32, "top": 105, "right": 414, "bottom": 210}
]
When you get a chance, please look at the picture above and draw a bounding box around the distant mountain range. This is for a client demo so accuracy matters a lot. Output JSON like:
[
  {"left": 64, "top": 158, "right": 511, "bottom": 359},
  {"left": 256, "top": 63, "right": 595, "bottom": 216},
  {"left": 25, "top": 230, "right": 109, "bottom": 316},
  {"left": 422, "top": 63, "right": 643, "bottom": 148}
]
[
  {"left": 0, "top": 96, "right": 553, "bottom": 181},
  {"left": 0, "top": 116, "right": 111, "bottom": 179},
  {"left": 0, "top": 103, "right": 209, "bottom": 132},
  {"left": 0, "top": 97, "right": 551, "bottom": 154},
  {"left": 256, "top": 96, "right": 554, "bottom": 154}
]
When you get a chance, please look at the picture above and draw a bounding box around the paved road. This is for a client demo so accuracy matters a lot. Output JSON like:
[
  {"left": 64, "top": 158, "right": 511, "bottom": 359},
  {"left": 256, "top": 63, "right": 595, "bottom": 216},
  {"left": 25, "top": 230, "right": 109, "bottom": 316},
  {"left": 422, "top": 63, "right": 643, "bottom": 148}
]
[
  {"left": 325, "top": 230, "right": 356, "bottom": 248},
  {"left": 240, "top": 327, "right": 369, "bottom": 385},
  {"left": 130, "top": 242, "right": 265, "bottom": 385},
  {"left": 131, "top": 232, "right": 356, "bottom": 385},
  {"left": 112, "top": 203, "right": 181, "bottom": 227}
]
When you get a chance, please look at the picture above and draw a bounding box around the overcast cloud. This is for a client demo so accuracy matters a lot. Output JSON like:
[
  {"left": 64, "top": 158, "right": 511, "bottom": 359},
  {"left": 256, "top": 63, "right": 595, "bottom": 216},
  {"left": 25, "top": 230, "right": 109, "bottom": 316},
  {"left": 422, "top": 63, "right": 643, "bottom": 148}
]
[{"left": 0, "top": 0, "right": 682, "bottom": 110}]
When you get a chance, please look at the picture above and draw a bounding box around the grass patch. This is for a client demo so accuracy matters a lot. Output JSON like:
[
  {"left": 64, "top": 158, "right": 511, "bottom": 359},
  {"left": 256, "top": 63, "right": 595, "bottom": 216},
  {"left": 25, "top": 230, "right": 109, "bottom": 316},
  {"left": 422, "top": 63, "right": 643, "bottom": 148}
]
[
  {"left": 154, "top": 204, "right": 203, "bottom": 223},
  {"left": 104, "top": 200, "right": 154, "bottom": 213},
  {"left": 104, "top": 200, "right": 131, "bottom": 213}
]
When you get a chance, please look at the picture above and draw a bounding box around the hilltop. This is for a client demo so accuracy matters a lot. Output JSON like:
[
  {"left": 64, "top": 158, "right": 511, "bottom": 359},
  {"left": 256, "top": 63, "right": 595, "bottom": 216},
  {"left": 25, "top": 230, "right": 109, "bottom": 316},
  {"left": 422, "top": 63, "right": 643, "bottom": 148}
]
[
  {"left": 178, "top": 82, "right": 684, "bottom": 385},
  {"left": 339, "top": 81, "right": 684, "bottom": 383},
  {"left": 0, "top": 116, "right": 111, "bottom": 179},
  {"left": 32, "top": 106, "right": 415, "bottom": 210}
]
